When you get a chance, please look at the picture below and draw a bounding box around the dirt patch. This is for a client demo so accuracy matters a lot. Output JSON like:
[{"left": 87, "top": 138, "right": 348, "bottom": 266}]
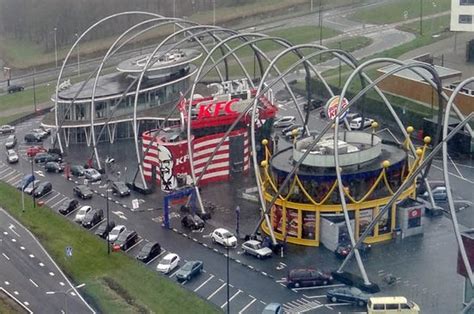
[
  {"left": 0, "top": 290, "right": 28, "bottom": 314},
  {"left": 101, "top": 277, "right": 149, "bottom": 314}
]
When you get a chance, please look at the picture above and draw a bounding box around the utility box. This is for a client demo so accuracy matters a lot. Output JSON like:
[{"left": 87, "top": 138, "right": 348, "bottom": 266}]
[
  {"left": 320, "top": 216, "right": 355, "bottom": 252},
  {"left": 396, "top": 198, "right": 425, "bottom": 239}
]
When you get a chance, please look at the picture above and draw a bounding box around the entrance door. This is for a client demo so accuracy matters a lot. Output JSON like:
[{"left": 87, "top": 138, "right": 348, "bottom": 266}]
[{"left": 229, "top": 134, "right": 244, "bottom": 173}]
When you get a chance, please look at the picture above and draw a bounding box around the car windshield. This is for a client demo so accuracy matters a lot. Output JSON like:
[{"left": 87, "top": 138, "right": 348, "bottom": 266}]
[
  {"left": 181, "top": 263, "right": 193, "bottom": 271},
  {"left": 8, "top": 151, "right": 16, "bottom": 157},
  {"left": 78, "top": 208, "right": 88, "bottom": 214},
  {"left": 161, "top": 256, "right": 174, "bottom": 265},
  {"left": 110, "top": 227, "right": 123, "bottom": 236},
  {"left": 222, "top": 232, "right": 233, "bottom": 238}
]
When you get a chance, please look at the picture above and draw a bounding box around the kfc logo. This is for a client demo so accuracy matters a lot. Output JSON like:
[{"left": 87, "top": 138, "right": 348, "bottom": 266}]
[
  {"left": 158, "top": 146, "right": 177, "bottom": 192},
  {"left": 197, "top": 98, "right": 239, "bottom": 119}
]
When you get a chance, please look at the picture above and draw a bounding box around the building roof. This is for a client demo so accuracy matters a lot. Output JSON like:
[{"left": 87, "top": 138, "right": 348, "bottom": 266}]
[{"left": 377, "top": 60, "right": 461, "bottom": 83}]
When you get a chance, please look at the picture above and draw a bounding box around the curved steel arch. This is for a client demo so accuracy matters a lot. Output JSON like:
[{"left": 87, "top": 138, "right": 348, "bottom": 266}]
[{"left": 443, "top": 79, "right": 474, "bottom": 286}]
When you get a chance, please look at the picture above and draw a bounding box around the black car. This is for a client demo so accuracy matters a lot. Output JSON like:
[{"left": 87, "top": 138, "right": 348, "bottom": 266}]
[
  {"left": 35, "top": 153, "right": 61, "bottom": 163},
  {"left": 95, "top": 220, "right": 116, "bottom": 238},
  {"left": 326, "top": 287, "right": 371, "bottom": 307},
  {"left": 112, "top": 181, "right": 130, "bottom": 197},
  {"left": 114, "top": 230, "right": 139, "bottom": 251},
  {"left": 286, "top": 268, "right": 333, "bottom": 288},
  {"left": 33, "top": 181, "right": 52, "bottom": 198},
  {"left": 7, "top": 85, "right": 24, "bottom": 93},
  {"left": 45, "top": 162, "right": 64, "bottom": 173},
  {"left": 136, "top": 241, "right": 161, "bottom": 263},
  {"left": 71, "top": 165, "right": 85, "bottom": 177},
  {"left": 73, "top": 185, "right": 93, "bottom": 199},
  {"left": 82, "top": 209, "right": 104, "bottom": 229},
  {"left": 58, "top": 199, "right": 79, "bottom": 215},
  {"left": 24, "top": 133, "right": 42, "bottom": 143},
  {"left": 181, "top": 214, "right": 205, "bottom": 230}
]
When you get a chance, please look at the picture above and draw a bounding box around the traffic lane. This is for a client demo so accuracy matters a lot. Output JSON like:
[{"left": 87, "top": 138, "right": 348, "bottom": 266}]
[{"left": 0, "top": 209, "right": 94, "bottom": 313}]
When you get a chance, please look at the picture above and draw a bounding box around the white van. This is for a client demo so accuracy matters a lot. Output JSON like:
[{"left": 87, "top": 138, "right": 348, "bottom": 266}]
[{"left": 367, "top": 296, "right": 420, "bottom": 313}]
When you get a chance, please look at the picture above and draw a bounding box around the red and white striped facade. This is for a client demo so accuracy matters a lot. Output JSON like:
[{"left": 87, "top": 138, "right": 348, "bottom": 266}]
[{"left": 142, "top": 128, "right": 250, "bottom": 187}]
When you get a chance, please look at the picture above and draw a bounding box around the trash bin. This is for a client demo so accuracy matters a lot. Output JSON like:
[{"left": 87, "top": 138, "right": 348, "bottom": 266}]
[{"left": 392, "top": 228, "right": 402, "bottom": 242}]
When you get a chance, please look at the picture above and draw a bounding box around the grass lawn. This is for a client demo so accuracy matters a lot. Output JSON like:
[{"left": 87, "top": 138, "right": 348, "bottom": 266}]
[
  {"left": 0, "top": 84, "right": 54, "bottom": 112},
  {"left": 0, "top": 182, "right": 219, "bottom": 314},
  {"left": 348, "top": 0, "right": 450, "bottom": 25}
]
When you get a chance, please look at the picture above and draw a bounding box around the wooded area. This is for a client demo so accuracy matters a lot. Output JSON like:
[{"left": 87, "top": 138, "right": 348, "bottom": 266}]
[{"left": 0, "top": 0, "right": 257, "bottom": 52}]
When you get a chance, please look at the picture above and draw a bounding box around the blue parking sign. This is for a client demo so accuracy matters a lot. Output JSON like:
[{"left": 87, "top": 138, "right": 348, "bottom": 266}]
[{"left": 65, "top": 246, "right": 73, "bottom": 257}]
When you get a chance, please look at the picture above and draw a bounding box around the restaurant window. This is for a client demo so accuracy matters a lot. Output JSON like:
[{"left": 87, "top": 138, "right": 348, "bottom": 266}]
[
  {"left": 459, "top": 14, "right": 473, "bottom": 24},
  {"left": 302, "top": 211, "right": 316, "bottom": 240}
]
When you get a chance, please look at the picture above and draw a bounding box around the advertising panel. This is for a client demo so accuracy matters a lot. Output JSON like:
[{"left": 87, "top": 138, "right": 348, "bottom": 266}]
[
  {"left": 325, "top": 95, "right": 349, "bottom": 121},
  {"left": 359, "top": 209, "right": 374, "bottom": 237},
  {"left": 157, "top": 140, "right": 191, "bottom": 192}
]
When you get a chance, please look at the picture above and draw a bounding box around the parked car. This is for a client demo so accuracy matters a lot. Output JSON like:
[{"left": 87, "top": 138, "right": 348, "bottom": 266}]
[
  {"left": 114, "top": 230, "right": 139, "bottom": 250},
  {"left": 349, "top": 117, "right": 374, "bottom": 129},
  {"left": 39, "top": 125, "right": 52, "bottom": 135},
  {"left": 262, "top": 303, "right": 283, "bottom": 314},
  {"left": 211, "top": 228, "right": 237, "bottom": 247},
  {"left": 34, "top": 153, "right": 61, "bottom": 163},
  {"left": 423, "top": 186, "right": 447, "bottom": 202},
  {"left": 327, "top": 287, "right": 371, "bottom": 306},
  {"left": 33, "top": 181, "right": 52, "bottom": 198},
  {"left": 281, "top": 124, "right": 303, "bottom": 136},
  {"left": 108, "top": 225, "right": 126, "bottom": 242},
  {"left": 74, "top": 206, "right": 92, "bottom": 223},
  {"left": 345, "top": 112, "right": 362, "bottom": 122},
  {"left": 6, "top": 149, "right": 19, "bottom": 164},
  {"left": 0, "top": 125, "right": 15, "bottom": 134},
  {"left": 273, "top": 116, "right": 296, "bottom": 128},
  {"left": 84, "top": 168, "right": 102, "bottom": 182},
  {"left": 136, "top": 241, "right": 162, "bottom": 263},
  {"left": 58, "top": 199, "right": 79, "bottom": 215},
  {"left": 17, "top": 174, "right": 34, "bottom": 190},
  {"left": 7, "top": 85, "right": 24, "bottom": 93},
  {"left": 24, "top": 133, "right": 42, "bottom": 143},
  {"left": 24, "top": 180, "right": 40, "bottom": 194},
  {"left": 335, "top": 241, "right": 372, "bottom": 259},
  {"left": 26, "top": 145, "right": 47, "bottom": 157},
  {"left": 45, "top": 162, "right": 64, "bottom": 173},
  {"left": 284, "top": 126, "right": 305, "bottom": 139},
  {"left": 73, "top": 185, "right": 93, "bottom": 199},
  {"left": 112, "top": 181, "right": 130, "bottom": 197},
  {"left": 157, "top": 253, "right": 180, "bottom": 274},
  {"left": 181, "top": 214, "right": 205, "bottom": 230},
  {"left": 176, "top": 260, "right": 203, "bottom": 281},
  {"left": 286, "top": 268, "right": 333, "bottom": 288},
  {"left": 82, "top": 209, "right": 104, "bottom": 229},
  {"left": 5, "top": 135, "right": 16, "bottom": 149},
  {"left": 242, "top": 240, "right": 273, "bottom": 259},
  {"left": 95, "top": 220, "right": 116, "bottom": 238},
  {"left": 70, "top": 165, "right": 86, "bottom": 177},
  {"left": 367, "top": 296, "right": 420, "bottom": 314},
  {"left": 31, "top": 128, "right": 48, "bottom": 139}
]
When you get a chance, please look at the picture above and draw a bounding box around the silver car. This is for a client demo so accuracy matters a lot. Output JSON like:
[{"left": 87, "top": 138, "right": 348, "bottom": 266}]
[
  {"left": 5, "top": 135, "right": 16, "bottom": 149},
  {"left": 242, "top": 240, "right": 272, "bottom": 259},
  {"left": 84, "top": 168, "right": 102, "bottom": 182},
  {"left": 6, "top": 149, "right": 18, "bottom": 163}
]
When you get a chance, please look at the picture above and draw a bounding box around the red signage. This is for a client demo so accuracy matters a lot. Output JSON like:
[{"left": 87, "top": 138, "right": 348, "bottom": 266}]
[
  {"left": 325, "top": 95, "right": 349, "bottom": 121},
  {"left": 409, "top": 208, "right": 421, "bottom": 219},
  {"left": 197, "top": 98, "right": 240, "bottom": 119}
]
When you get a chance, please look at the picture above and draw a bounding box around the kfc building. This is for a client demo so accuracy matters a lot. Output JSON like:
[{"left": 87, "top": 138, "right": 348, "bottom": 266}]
[{"left": 142, "top": 79, "right": 277, "bottom": 191}]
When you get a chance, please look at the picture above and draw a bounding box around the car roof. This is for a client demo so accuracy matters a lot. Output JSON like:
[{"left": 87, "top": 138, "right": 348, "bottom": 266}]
[
  {"left": 244, "top": 240, "right": 260, "bottom": 245},
  {"left": 79, "top": 205, "right": 91, "bottom": 210},
  {"left": 214, "top": 227, "right": 230, "bottom": 233},
  {"left": 113, "top": 225, "right": 125, "bottom": 230},
  {"left": 163, "top": 252, "right": 178, "bottom": 259}
]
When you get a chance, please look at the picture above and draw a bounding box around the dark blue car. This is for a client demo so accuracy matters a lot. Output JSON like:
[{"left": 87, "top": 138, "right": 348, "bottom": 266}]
[
  {"left": 175, "top": 260, "right": 203, "bottom": 281},
  {"left": 326, "top": 287, "right": 371, "bottom": 306}
]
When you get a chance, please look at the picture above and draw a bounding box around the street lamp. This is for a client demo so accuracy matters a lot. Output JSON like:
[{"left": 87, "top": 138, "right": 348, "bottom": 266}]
[
  {"left": 419, "top": 0, "right": 423, "bottom": 36},
  {"left": 46, "top": 283, "right": 86, "bottom": 314},
  {"left": 106, "top": 180, "right": 112, "bottom": 255},
  {"left": 213, "top": 0, "right": 216, "bottom": 26},
  {"left": 318, "top": 0, "right": 323, "bottom": 45},
  {"left": 226, "top": 246, "right": 230, "bottom": 314},
  {"left": 74, "top": 33, "right": 80, "bottom": 77},
  {"left": 54, "top": 27, "right": 58, "bottom": 68}
]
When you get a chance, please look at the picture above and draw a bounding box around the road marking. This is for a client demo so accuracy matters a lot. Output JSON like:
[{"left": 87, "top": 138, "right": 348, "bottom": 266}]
[
  {"left": 4, "top": 281, "right": 10, "bottom": 285},
  {"left": 13, "top": 291, "right": 19, "bottom": 295},
  {"left": 60, "top": 282, "right": 65, "bottom": 286},
  {"left": 292, "top": 283, "right": 344, "bottom": 291},
  {"left": 2, "top": 253, "right": 10, "bottom": 260},
  {"left": 221, "top": 289, "right": 242, "bottom": 308},
  {"left": 146, "top": 251, "right": 166, "bottom": 265},
  {"left": 89, "top": 219, "right": 105, "bottom": 231},
  {"left": 11, "top": 238, "right": 16, "bottom": 242},
  {"left": 325, "top": 302, "right": 351, "bottom": 307},
  {"left": 169, "top": 268, "right": 180, "bottom": 278},
  {"left": 44, "top": 192, "right": 61, "bottom": 204},
  {"left": 20, "top": 246, "right": 25, "bottom": 250},
  {"left": 125, "top": 238, "right": 143, "bottom": 252},
  {"left": 1, "top": 169, "right": 17, "bottom": 180},
  {"left": 39, "top": 262, "right": 44, "bottom": 267},
  {"left": 194, "top": 274, "right": 215, "bottom": 292},
  {"left": 0, "top": 168, "right": 11, "bottom": 175},
  {"left": 302, "top": 294, "right": 326, "bottom": 299},
  {"left": 207, "top": 283, "right": 226, "bottom": 300},
  {"left": 49, "top": 272, "right": 55, "bottom": 276},
  {"left": 52, "top": 197, "right": 68, "bottom": 208},
  {"left": 238, "top": 297, "right": 256, "bottom": 314},
  {"left": 29, "top": 279, "right": 38, "bottom": 288},
  {"left": 9, "top": 224, "right": 20, "bottom": 237},
  {"left": 6, "top": 173, "right": 22, "bottom": 184},
  {"left": 29, "top": 254, "right": 34, "bottom": 258}
]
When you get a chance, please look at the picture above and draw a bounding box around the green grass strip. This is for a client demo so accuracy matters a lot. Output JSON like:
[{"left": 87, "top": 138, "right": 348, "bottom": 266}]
[{"left": 0, "top": 182, "right": 219, "bottom": 314}]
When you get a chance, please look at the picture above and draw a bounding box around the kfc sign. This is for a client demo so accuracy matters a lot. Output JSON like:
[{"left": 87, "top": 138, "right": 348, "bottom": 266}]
[{"left": 197, "top": 98, "right": 240, "bottom": 119}]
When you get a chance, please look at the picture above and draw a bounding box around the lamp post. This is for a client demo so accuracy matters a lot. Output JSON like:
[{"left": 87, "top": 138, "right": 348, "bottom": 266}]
[
  {"left": 75, "top": 33, "right": 80, "bottom": 77},
  {"left": 213, "top": 0, "right": 216, "bottom": 26},
  {"left": 33, "top": 68, "right": 37, "bottom": 112},
  {"left": 106, "top": 180, "right": 111, "bottom": 255},
  {"left": 31, "top": 158, "right": 36, "bottom": 208},
  {"left": 54, "top": 27, "right": 58, "bottom": 68},
  {"left": 318, "top": 0, "right": 323, "bottom": 45},
  {"left": 46, "top": 283, "right": 86, "bottom": 314},
  {"left": 419, "top": 0, "right": 423, "bottom": 36},
  {"left": 226, "top": 245, "right": 230, "bottom": 314}
]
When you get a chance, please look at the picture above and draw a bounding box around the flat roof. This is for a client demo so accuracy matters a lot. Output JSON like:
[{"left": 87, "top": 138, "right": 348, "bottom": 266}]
[
  {"left": 378, "top": 60, "right": 461, "bottom": 82},
  {"left": 117, "top": 49, "right": 201, "bottom": 73}
]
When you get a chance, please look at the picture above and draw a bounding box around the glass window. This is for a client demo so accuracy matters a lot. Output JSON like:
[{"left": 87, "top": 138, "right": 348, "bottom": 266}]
[
  {"left": 272, "top": 204, "right": 283, "bottom": 234},
  {"left": 386, "top": 304, "right": 398, "bottom": 310},
  {"left": 460, "top": 0, "right": 474, "bottom": 5},
  {"left": 302, "top": 211, "right": 316, "bottom": 240},
  {"left": 459, "top": 14, "right": 473, "bottom": 24},
  {"left": 378, "top": 206, "right": 392, "bottom": 235},
  {"left": 286, "top": 208, "right": 299, "bottom": 238},
  {"left": 359, "top": 209, "right": 374, "bottom": 237}
]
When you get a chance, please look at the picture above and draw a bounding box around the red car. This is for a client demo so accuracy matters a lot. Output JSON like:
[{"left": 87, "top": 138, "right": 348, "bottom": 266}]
[{"left": 26, "top": 146, "right": 47, "bottom": 157}]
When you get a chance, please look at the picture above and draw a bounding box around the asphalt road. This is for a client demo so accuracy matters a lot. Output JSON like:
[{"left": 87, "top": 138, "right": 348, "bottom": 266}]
[{"left": 0, "top": 208, "right": 94, "bottom": 313}]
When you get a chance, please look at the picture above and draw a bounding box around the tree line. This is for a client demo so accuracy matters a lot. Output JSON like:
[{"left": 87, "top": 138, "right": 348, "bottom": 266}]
[{"left": 0, "top": 0, "right": 256, "bottom": 52}]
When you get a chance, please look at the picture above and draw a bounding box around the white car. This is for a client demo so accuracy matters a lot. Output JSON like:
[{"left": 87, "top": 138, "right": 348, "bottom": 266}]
[
  {"left": 108, "top": 225, "right": 126, "bottom": 242},
  {"left": 84, "top": 168, "right": 102, "bottom": 182},
  {"left": 74, "top": 206, "right": 92, "bottom": 223},
  {"left": 24, "top": 180, "right": 40, "bottom": 194},
  {"left": 31, "top": 128, "right": 48, "bottom": 139},
  {"left": 349, "top": 117, "right": 374, "bottom": 129},
  {"left": 0, "top": 125, "right": 15, "bottom": 134},
  {"left": 211, "top": 228, "right": 238, "bottom": 247},
  {"left": 273, "top": 116, "right": 296, "bottom": 128},
  {"left": 6, "top": 149, "right": 19, "bottom": 164},
  {"left": 156, "top": 253, "right": 180, "bottom": 274},
  {"left": 241, "top": 240, "right": 273, "bottom": 259}
]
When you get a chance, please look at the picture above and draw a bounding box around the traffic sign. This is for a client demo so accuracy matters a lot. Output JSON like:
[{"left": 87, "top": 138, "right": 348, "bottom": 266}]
[
  {"left": 132, "top": 199, "right": 139, "bottom": 210},
  {"left": 65, "top": 246, "right": 73, "bottom": 257}
]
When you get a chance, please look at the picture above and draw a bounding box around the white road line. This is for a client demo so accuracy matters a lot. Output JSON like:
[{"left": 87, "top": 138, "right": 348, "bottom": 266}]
[
  {"left": 169, "top": 268, "right": 180, "bottom": 278},
  {"left": 13, "top": 179, "right": 22, "bottom": 186},
  {"left": 221, "top": 289, "right": 242, "bottom": 308},
  {"left": 6, "top": 173, "right": 22, "bottom": 184},
  {"left": 0, "top": 288, "right": 32, "bottom": 314},
  {"left": 207, "top": 283, "right": 226, "bottom": 300},
  {"left": 29, "top": 279, "right": 39, "bottom": 288},
  {"left": 325, "top": 302, "right": 351, "bottom": 307},
  {"left": 1, "top": 170, "right": 17, "bottom": 180},
  {"left": 238, "top": 297, "right": 257, "bottom": 314},
  {"left": 302, "top": 294, "right": 326, "bottom": 299},
  {"left": 0, "top": 168, "right": 11, "bottom": 175},
  {"left": 125, "top": 238, "right": 143, "bottom": 252},
  {"left": 146, "top": 251, "right": 166, "bottom": 265},
  {"left": 2, "top": 253, "right": 10, "bottom": 260},
  {"left": 194, "top": 274, "right": 215, "bottom": 292},
  {"left": 52, "top": 197, "right": 68, "bottom": 208},
  {"left": 292, "top": 283, "right": 344, "bottom": 291},
  {"left": 89, "top": 219, "right": 105, "bottom": 231},
  {"left": 44, "top": 192, "right": 61, "bottom": 204}
]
